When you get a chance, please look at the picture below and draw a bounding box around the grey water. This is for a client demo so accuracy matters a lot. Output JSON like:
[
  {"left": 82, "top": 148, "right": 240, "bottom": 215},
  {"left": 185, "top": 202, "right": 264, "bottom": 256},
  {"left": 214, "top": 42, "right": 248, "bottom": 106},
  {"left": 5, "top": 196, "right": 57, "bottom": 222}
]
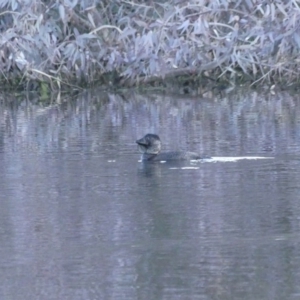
[{"left": 1, "top": 89, "right": 300, "bottom": 300}]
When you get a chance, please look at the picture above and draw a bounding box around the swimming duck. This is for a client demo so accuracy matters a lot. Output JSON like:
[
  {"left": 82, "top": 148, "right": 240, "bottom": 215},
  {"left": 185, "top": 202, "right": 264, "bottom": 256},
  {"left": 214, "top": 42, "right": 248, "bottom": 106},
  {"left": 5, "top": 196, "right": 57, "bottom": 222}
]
[{"left": 136, "top": 133, "right": 203, "bottom": 161}]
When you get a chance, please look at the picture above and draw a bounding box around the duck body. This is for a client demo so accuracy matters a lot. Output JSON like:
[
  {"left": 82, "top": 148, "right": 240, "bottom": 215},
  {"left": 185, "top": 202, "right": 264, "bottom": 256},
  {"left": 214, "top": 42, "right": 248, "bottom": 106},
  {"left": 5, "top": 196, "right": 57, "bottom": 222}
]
[
  {"left": 140, "top": 151, "right": 201, "bottom": 161},
  {"left": 136, "top": 133, "right": 204, "bottom": 162}
]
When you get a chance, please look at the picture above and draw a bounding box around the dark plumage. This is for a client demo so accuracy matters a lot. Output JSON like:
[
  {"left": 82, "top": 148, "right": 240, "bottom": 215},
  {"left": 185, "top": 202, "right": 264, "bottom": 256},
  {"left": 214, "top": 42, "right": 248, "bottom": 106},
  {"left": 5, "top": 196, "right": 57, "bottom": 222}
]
[{"left": 136, "top": 133, "right": 203, "bottom": 161}]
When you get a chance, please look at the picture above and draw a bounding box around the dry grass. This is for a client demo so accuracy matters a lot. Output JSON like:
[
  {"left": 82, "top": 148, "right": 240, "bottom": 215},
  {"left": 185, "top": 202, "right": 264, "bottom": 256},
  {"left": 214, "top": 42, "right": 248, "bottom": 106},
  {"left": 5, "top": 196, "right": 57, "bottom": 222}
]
[{"left": 0, "top": 0, "right": 299, "bottom": 89}]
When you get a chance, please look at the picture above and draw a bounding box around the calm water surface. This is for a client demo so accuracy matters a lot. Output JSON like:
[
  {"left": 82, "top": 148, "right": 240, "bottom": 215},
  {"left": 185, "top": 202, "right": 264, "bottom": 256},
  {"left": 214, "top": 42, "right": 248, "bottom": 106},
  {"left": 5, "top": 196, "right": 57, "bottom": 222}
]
[{"left": 1, "top": 90, "right": 300, "bottom": 299}]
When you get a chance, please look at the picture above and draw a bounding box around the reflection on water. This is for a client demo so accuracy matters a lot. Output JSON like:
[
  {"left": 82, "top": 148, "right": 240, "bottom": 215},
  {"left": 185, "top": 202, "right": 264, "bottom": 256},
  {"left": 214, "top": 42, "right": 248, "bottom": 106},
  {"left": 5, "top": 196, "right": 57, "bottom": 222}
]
[{"left": 1, "top": 90, "right": 300, "bottom": 299}]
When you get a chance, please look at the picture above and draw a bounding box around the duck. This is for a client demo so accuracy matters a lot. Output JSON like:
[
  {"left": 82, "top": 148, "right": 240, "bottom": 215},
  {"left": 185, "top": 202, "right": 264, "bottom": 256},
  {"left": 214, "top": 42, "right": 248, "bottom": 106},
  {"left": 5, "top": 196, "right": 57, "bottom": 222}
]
[{"left": 136, "top": 133, "right": 204, "bottom": 161}]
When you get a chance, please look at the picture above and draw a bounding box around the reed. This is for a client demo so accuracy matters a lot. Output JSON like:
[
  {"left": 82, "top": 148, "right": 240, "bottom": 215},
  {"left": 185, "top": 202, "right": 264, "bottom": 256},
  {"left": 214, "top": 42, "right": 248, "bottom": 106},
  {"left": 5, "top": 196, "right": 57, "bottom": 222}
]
[{"left": 0, "top": 0, "right": 299, "bottom": 90}]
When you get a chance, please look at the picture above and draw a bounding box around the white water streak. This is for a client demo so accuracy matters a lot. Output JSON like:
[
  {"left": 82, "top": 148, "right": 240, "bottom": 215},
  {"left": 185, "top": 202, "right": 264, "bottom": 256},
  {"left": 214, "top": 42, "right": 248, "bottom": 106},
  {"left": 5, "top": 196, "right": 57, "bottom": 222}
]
[
  {"left": 169, "top": 156, "right": 274, "bottom": 169},
  {"left": 203, "top": 156, "right": 274, "bottom": 163}
]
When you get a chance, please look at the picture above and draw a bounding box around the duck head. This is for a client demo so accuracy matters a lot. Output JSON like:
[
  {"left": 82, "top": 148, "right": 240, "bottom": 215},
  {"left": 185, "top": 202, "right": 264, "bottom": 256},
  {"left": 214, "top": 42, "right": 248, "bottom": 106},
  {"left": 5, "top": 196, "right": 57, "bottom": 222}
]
[{"left": 136, "top": 134, "right": 162, "bottom": 154}]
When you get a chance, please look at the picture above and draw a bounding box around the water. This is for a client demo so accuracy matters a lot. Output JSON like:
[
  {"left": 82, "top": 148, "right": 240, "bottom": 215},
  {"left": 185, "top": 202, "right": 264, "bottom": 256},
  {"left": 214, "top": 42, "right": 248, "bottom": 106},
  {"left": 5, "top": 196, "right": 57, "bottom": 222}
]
[{"left": 1, "top": 90, "right": 300, "bottom": 299}]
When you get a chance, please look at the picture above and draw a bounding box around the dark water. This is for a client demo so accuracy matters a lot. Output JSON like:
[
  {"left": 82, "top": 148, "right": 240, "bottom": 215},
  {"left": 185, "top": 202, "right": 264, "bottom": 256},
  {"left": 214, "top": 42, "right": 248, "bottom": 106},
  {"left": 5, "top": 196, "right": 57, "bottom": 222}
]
[{"left": 1, "top": 90, "right": 300, "bottom": 300}]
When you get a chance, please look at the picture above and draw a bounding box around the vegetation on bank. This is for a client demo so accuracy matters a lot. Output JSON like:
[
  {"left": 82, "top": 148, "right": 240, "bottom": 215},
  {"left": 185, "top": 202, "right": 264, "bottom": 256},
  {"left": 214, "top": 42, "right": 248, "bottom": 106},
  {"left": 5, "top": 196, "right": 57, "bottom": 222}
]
[{"left": 0, "top": 0, "right": 300, "bottom": 90}]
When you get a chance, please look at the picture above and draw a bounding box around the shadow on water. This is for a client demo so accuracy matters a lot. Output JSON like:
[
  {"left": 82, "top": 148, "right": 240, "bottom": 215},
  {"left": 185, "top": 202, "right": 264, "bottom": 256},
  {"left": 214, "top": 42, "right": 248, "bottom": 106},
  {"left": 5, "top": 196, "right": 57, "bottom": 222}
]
[{"left": 1, "top": 89, "right": 300, "bottom": 299}]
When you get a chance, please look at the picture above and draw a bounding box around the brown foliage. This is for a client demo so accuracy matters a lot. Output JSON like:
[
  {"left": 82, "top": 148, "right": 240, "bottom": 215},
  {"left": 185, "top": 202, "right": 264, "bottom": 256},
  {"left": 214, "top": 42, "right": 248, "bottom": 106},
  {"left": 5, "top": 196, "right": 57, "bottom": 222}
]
[{"left": 0, "top": 0, "right": 300, "bottom": 89}]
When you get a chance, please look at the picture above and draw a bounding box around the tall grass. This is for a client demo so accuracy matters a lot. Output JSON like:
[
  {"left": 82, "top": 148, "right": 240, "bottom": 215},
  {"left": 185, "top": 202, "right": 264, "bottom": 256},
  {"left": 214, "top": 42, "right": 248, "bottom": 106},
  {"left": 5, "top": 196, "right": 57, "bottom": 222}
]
[{"left": 0, "top": 0, "right": 300, "bottom": 89}]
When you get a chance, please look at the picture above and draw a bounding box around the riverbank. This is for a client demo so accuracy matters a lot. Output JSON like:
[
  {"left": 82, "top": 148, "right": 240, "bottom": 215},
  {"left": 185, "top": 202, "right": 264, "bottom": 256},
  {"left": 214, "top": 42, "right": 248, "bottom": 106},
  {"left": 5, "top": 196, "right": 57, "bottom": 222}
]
[{"left": 0, "top": 0, "right": 299, "bottom": 91}]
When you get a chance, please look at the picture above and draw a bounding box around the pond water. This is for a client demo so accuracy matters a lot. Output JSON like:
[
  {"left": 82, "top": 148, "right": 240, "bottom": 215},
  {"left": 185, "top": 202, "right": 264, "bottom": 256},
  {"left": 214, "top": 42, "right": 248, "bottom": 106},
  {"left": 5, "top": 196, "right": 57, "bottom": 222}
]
[{"left": 1, "top": 89, "right": 300, "bottom": 299}]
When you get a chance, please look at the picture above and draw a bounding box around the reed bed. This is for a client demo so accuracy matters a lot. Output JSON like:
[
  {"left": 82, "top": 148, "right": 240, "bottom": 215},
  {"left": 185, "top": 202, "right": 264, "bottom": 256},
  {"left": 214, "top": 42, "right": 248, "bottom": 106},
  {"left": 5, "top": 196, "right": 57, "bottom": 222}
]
[{"left": 0, "top": 0, "right": 299, "bottom": 90}]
